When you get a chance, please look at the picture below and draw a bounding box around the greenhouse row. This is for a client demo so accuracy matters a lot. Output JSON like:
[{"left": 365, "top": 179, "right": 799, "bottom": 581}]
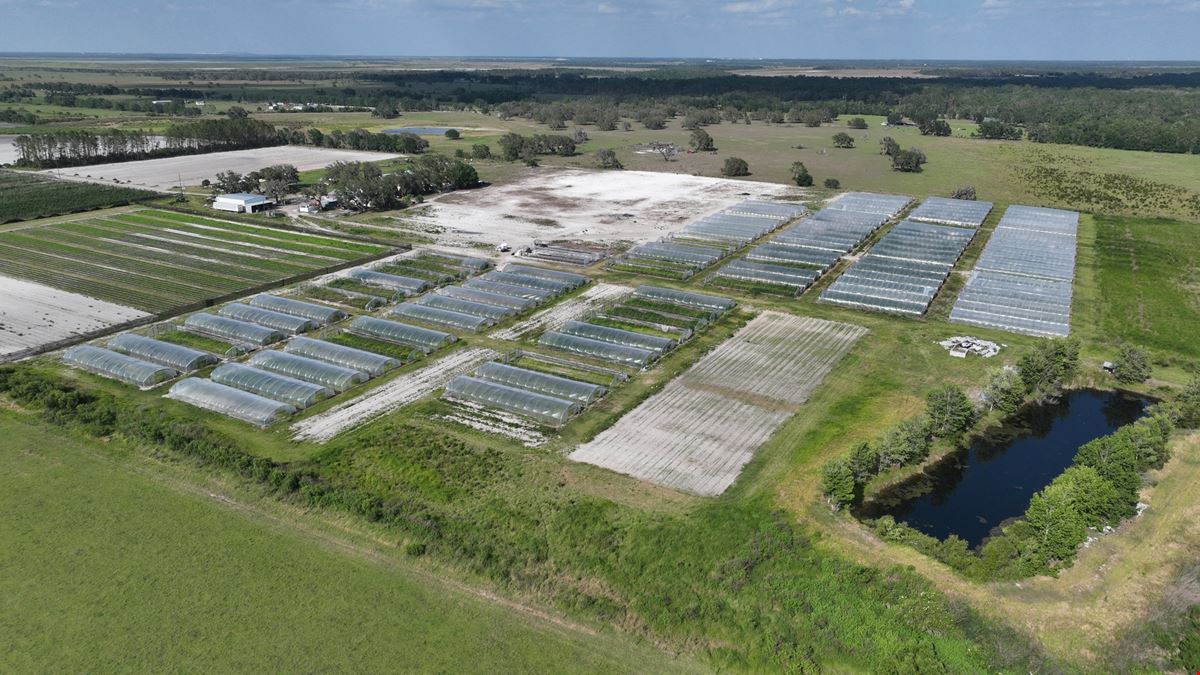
[
  {"left": 632, "top": 285, "right": 736, "bottom": 313},
  {"left": 249, "top": 294, "right": 347, "bottom": 325},
  {"left": 346, "top": 268, "right": 430, "bottom": 295},
  {"left": 184, "top": 313, "right": 284, "bottom": 347},
  {"left": 348, "top": 315, "right": 456, "bottom": 353},
  {"left": 559, "top": 320, "right": 676, "bottom": 354},
  {"left": 107, "top": 333, "right": 216, "bottom": 372},
  {"left": 908, "top": 197, "right": 994, "bottom": 229},
  {"left": 438, "top": 285, "right": 535, "bottom": 311},
  {"left": 247, "top": 350, "right": 368, "bottom": 392},
  {"left": 218, "top": 302, "right": 316, "bottom": 335},
  {"left": 285, "top": 336, "right": 400, "bottom": 377},
  {"left": 820, "top": 220, "right": 974, "bottom": 316},
  {"left": 474, "top": 361, "right": 607, "bottom": 403},
  {"left": 712, "top": 259, "right": 820, "bottom": 291},
  {"left": 167, "top": 377, "right": 296, "bottom": 427},
  {"left": 390, "top": 302, "right": 494, "bottom": 332},
  {"left": 444, "top": 375, "right": 583, "bottom": 427},
  {"left": 950, "top": 204, "right": 1079, "bottom": 337},
  {"left": 210, "top": 363, "right": 332, "bottom": 409},
  {"left": 528, "top": 245, "right": 607, "bottom": 266},
  {"left": 538, "top": 330, "right": 659, "bottom": 368},
  {"left": 824, "top": 192, "right": 912, "bottom": 218},
  {"left": 415, "top": 293, "right": 515, "bottom": 321},
  {"left": 64, "top": 344, "right": 179, "bottom": 388}
]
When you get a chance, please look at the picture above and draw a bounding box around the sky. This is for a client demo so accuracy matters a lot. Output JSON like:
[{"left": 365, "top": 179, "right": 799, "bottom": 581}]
[{"left": 1, "top": 0, "right": 1198, "bottom": 61}]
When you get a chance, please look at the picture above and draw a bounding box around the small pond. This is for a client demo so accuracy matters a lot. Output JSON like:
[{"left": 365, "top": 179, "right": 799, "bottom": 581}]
[
  {"left": 854, "top": 389, "right": 1151, "bottom": 548},
  {"left": 382, "top": 127, "right": 456, "bottom": 135}
]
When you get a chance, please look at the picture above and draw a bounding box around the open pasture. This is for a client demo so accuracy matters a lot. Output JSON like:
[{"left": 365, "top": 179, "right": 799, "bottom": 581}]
[
  {"left": 571, "top": 312, "right": 866, "bottom": 496},
  {"left": 0, "top": 209, "right": 389, "bottom": 315}
]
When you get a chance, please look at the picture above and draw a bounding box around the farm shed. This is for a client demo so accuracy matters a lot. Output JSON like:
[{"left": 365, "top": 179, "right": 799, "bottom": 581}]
[
  {"left": 212, "top": 193, "right": 273, "bottom": 214},
  {"left": 167, "top": 377, "right": 296, "bottom": 426},
  {"left": 63, "top": 344, "right": 179, "bottom": 388}
]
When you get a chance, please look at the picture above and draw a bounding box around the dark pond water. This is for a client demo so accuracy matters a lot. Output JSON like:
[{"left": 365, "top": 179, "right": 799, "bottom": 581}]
[
  {"left": 382, "top": 127, "right": 455, "bottom": 135},
  {"left": 854, "top": 389, "right": 1151, "bottom": 548}
]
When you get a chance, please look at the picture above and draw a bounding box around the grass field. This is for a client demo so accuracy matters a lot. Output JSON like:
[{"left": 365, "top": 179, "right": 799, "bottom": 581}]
[
  {"left": 0, "top": 170, "right": 158, "bottom": 223},
  {"left": 0, "top": 410, "right": 693, "bottom": 674},
  {"left": 0, "top": 209, "right": 389, "bottom": 312}
]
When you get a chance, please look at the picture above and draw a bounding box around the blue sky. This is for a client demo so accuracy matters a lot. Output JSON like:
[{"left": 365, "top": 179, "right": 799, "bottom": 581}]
[{"left": 1, "top": 0, "right": 1198, "bottom": 60}]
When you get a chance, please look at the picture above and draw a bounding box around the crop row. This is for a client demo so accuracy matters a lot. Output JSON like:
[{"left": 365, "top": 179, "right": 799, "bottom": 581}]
[
  {"left": 0, "top": 170, "right": 157, "bottom": 224},
  {"left": 143, "top": 209, "right": 387, "bottom": 255}
]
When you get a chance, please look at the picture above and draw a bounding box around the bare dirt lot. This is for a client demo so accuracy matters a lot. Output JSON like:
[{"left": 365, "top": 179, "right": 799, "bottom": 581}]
[
  {"left": 42, "top": 147, "right": 402, "bottom": 191},
  {"left": 0, "top": 277, "right": 148, "bottom": 358},
  {"left": 403, "top": 168, "right": 802, "bottom": 248}
]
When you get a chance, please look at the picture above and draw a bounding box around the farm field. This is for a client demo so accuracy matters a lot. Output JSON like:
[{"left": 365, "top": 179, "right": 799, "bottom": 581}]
[
  {"left": 571, "top": 312, "right": 866, "bottom": 496},
  {"left": 0, "top": 411, "right": 692, "bottom": 674},
  {"left": 0, "top": 170, "right": 157, "bottom": 223},
  {"left": 0, "top": 276, "right": 149, "bottom": 357},
  {"left": 44, "top": 146, "right": 404, "bottom": 191},
  {"left": 0, "top": 209, "right": 390, "bottom": 316}
]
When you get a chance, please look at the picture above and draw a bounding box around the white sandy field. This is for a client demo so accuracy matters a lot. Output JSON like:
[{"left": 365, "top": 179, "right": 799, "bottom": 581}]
[
  {"left": 570, "top": 312, "right": 867, "bottom": 497},
  {"left": 0, "top": 277, "right": 149, "bottom": 358},
  {"left": 405, "top": 168, "right": 802, "bottom": 248},
  {"left": 40, "top": 146, "right": 402, "bottom": 191},
  {"left": 291, "top": 346, "right": 498, "bottom": 442},
  {"left": 0, "top": 135, "right": 20, "bottom": 165}
]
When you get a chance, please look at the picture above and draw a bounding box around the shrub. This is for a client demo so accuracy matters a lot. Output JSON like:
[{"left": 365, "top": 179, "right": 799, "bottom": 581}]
[
  {"left": 821, "top": 458, "right": 857, "bottom": 510},
  {"left": 470, "top": 143, "right": 491, "bottom": 159},
  {"left": 444, "top": 128, "right": 460, "bottom": 140},
  {"left": 790, "top": 161, "right": 813, "bottom": 187},
  {"left": 847, "top": 117, "right": 868, "bottom": 129},
  {"left": 722, "top": 157, "right": 750, "bottom": 177},
  {"left": 596, "top": 148, "right": 623, "bottom": 170},
  {"left": 832, "top": 132, "right": 855, "bottom": 149},
  {"left": 823, "top": 178, "right": 841, "bottom": 189},
  {"left": 1113, "top": 344, "right": 1151, "bottom": 384},
  {"left": 925, "top": 385, "right": 977, "bottom": 439}
]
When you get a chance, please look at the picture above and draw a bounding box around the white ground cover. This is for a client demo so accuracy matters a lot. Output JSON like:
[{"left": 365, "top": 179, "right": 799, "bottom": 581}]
[
  {"left": 0, "top": 136, "right": 19, "bottom": 165},
  {"left": 290, "top": 346, "right": 497, "bottom": 442},
  {"left": 433, "top": 400, "right": 548, "bottom": 447},
  {"left": 407, "top": 168, "right": 800, "bottom": 247},
  {"left": 491, "top": 283, "right": 633, "bottom": 340},
  {"left": 42, "top": 146, "right": 401, "bottom": 191},
  {"left": 570, "top": 312, "right": 866, "bottom": 496},
  {"left": 0, "top": 276, "right": 148, "bottom": 358}
]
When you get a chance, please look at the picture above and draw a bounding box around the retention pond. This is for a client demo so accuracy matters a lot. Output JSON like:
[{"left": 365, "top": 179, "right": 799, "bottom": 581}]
[{"left": 854, "top": 389, "right": 1151, "bottom": 547}]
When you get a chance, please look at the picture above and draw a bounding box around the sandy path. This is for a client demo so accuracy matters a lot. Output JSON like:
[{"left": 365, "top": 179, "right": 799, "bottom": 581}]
[{"left": 291, "top": 346, "right": 497, "bottom": 442}]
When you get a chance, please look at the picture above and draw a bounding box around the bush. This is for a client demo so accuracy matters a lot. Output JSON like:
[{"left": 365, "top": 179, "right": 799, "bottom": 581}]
[
  {"left": 790, "top": 161, "right": 813, "bottom": 187},
  {"left": 1018, "top": 338, "right": 1080, "bottom": 396},
  {"left": 1178, "top": 377, "right": 1200, "bottom": 428},
  {"left": 722, "top": 157, "right": 750, "bottom": 177},
  {"left": 847, "top": 117, "right": 868, "bottom": 129},
  {"left": 832, "top": 132, "right": 855, "bottom": 149},
  {"left": 891, "top": 148, "right": 926, "bottom": 172},
  {"left": 470, "top": 143, "right": 491, "bottom": 159},
  {"left": 1113, "top": 344, "right": 1151, "bottom": 384},
  {"left": 444, "top": 128, "right": 460, "bottom": 140},
  {"left": 925, "top": 385, "right": 977, "bottom": 439},
  {"left": 823, "top": 178, "right": 841, "bottom": 189},
  {"left": 821, "top": 458, "right": 856, "bottom": 510},
  {"left": 595, "top": 148, "right": 622, "bottom": 170}
]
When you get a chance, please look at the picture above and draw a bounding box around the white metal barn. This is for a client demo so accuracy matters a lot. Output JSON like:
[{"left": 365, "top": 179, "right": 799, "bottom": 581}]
[{"left": 212, "top": 193, "right": 273, "bottom": 213}]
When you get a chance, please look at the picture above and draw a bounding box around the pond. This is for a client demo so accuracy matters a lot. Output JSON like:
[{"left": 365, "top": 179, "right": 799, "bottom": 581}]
[
  {"left": 854, "top": 389, "right": 1151, "bottom": 548},
  {"left": 381, "top": 127, "right": 456, "bottom": 136}
]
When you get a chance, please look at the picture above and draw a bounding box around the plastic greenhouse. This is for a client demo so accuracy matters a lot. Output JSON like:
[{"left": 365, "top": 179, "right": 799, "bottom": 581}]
[
  {"left": 284, "top": 336, "right": 399, "bottom": 377},
  {"left": 390, "top": 303, "right": 493, "bottom": 332},
  {"left": 218, "top": 303, "right": 317, "bottom": 335},
  {"left": 475, "top": 361, "right": 606, "bottom": 403},
  {"left": 559, "top": 320, "right": 675, "bottom": 354},
  {"left": 462, "top": 278, "right": 555, "bottom": 302},
  {"left": 166, "top": 377, "right": 296, "bottom": 426},
  {"left": 480, "top": 271, "right": 572, "bottom": 294},
  {"left": 248, "top": 294, "right": 347, "bottom": 324},
  {"left": 444, "top": 375, "right": 581, "bottom": 426},
  {"left": 503, "top": 264, "right": 589, "bottom": 288},
  {"left": 347, "top": 269, "right": 430, "bottom": 295},
  {"left": 415, "top": 294, "right": 514, "bottom": 321},
  {"left": 632, "top": 286, "right": 735, "bottom": 312},
  {"left": 247, "top": 350, "right": 367, "bottom": 392},
  {"left": 107, "top": 333, "right": 216, "bottom": 371},
  {"left": 210, "top": 363, "right": 332, "bottom": 409},
  {"left": 63, "top": 345, "right": 179, "bottom": 388},
  {"left": 437, "top": 286, "right": 534, "bottom": 311},
  {"left": 347, "top": 316, "right": 456, "bottom": 353},
  {"left": 538, "top": 331, "right": 657, "bottom": 368},
  {"left": 184, "top": 313, "right": 283, "bottom": 346}
]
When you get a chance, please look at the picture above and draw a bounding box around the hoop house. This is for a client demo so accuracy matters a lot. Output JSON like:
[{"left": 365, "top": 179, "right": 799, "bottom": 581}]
[
  {"left": 444, "top": 375, "right": 581, "bottom": 426},
  {"left": 64, "top": 345, "right": 178, "bottom": 388},
  {"left": 475, "top": 361, "right": 605, "bottom": 403},
  {"left": 415, "top": 294, "right": 514, "bottom": 321},
  {"left": 210, "top": 363, "right": 332, "bottom": 409},
  {"left": 503, "top": 264, "right": 589, "bottom": 289},
  {"left": 248, "top": 294, "right": 347, "bottom": 324},
  {"left": 560, "top": 320, "right": 675, "bottom": 354},
  {"left": 347, "top": 269, "right": 429, "bottom": 295},
  {"left": 184, "top": 313, "right": 283, "bottom": 346},
  {"left": 247, "top": 350, "right": 367, "bottom": 392},
  {"left": 218, "top": 303, "right": 317, "bottom": 335},
  {"left": 167, "top": 377, "right": 296, "bottom": 426},
  {"left": 479, "top": 271, "right": 572, "bottom": 294},
  {"left": 107, "top": 333, "right": 216, "bottom": 371},
  {"left": 437, "top": 286, "right": 534, "bottom": 311},
  {"left": 462, "top": 278, "right": 555, "bottom": 302},
  {"left": 284, "top": 336, "right": 399, "bottom": 377},
  {"left": 347, "top": 316, "right": 456, "bottom": 353},
  {"left": 538, "top": 331, "right": 657, "bottom": 368},
  {"left": 633, "top": 286, "right": 735, "bottom": 313},
  {"left": 390, "top": 303, "right": 493, "bottom": 332}
]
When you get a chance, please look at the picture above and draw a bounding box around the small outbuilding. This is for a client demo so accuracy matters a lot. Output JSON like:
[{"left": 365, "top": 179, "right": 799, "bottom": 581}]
[{"left": 212, "top": 193, "right": 273, "bottom": 214}]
